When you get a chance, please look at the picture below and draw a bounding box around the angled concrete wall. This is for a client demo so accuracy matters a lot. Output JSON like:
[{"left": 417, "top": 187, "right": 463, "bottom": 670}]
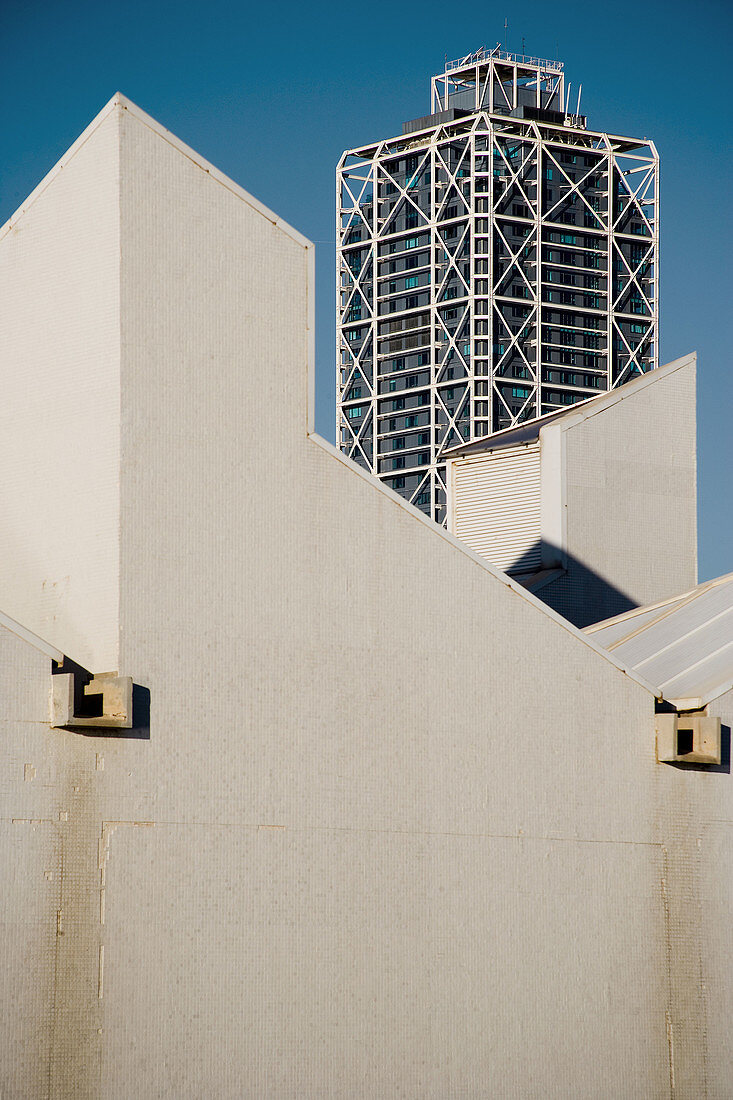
[
  {"left": 0, "top": 627, "right": 60, "bottom": 1100},
  {"left": 0, "top": 96, "right": 727, "bottom": 1099},
  {"left": 695, "top": 688, "right": 733, "bottom": 1100},
  {"left": 0, "top": 113, "right": 121, "bottom": 672},
  {"left": 539, "top": 353, "right": 697, "bottom": 625}
]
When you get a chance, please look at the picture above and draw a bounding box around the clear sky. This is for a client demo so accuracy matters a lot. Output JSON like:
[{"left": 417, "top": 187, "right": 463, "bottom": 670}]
[{"left": 2, "top": 0, "right": 731, "bottom": 580}]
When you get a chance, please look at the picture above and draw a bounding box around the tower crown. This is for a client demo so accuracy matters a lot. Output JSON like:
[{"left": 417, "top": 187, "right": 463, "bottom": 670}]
[{"left": 432, "top": 46, "right": 582, "bottom": 127}]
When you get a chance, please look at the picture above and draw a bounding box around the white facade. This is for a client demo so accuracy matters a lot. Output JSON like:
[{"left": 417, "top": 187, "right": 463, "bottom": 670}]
[
  {"left": 0, "top": 96, "right": 729, "bottom": 1099},
  {"left": 0, "top": 111, "right": 122, "bottom": 672},
  {"left": 447, "top": 352, "right": 698, "bottom": 625}
]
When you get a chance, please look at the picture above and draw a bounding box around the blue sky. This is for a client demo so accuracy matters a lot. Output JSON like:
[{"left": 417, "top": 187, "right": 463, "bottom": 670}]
[{"left": 2, "top": 0, "right": 731, "bottom": 579}]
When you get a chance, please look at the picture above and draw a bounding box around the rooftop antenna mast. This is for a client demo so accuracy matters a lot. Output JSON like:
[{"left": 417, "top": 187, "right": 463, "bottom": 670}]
[{"left": 504, "top": 17, "right": 509, "bottom": 50}]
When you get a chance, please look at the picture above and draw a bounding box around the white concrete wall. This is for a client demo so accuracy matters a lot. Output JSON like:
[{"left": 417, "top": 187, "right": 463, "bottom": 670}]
[
  {"left": 0, "top": 110, "right": 121, "bottom": 672},
  {"left": 685, "top": 688, "right": 733, "bottom": 1099},
  {"left": 0, "top": 97, "right": 725, "bottom": 1098},
  {"left": 0, "top": 628, "right": 60, "bottom": 1100},
  {"left": 644, "top": 686, "right": 733, "bottom": 1100},
  {"left": 540, "top": 356, "right": 698, "bottom": 626}
]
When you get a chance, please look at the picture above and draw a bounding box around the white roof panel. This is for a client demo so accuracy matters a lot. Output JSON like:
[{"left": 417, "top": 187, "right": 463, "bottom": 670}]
[
  {"left": 584, "top": 599, "right": 688, "bottom": 648},
  {"left": 584, "top": 572, "right": 733, "bottom": 707}
]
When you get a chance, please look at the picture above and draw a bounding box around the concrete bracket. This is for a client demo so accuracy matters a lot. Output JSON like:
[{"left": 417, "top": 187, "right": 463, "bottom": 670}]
[
  {"left": 656, "top": 712, "right": 721, "bottom": 766},
  {"left": 51, "top": 668, "right": 133, "bottom": 729}
]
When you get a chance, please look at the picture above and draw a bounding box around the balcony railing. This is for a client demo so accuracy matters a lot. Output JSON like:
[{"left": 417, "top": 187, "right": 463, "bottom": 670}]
[{"left": 445, "top": 48, "right": 563, "bottom": 73}]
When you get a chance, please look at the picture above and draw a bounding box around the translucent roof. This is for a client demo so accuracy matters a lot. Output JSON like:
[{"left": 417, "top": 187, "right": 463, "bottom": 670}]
[{"left": 584, "top": 572, "right": 733, "bottom": 708}]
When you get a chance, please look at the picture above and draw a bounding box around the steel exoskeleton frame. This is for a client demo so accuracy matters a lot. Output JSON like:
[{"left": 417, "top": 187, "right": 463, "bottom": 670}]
[{"left": 336, "top": 52, "right": 659, "bottom": 524}]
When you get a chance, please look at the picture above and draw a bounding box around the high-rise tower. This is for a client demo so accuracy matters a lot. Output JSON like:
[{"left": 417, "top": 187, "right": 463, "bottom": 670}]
[{"left": 336, "top": 48, "right": 659, "bottom": 523}]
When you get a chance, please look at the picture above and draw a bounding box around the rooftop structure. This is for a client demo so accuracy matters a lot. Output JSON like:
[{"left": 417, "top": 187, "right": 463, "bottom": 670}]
[
  {"left": 336, "top": 49, "right": 659, "bottom": 523},
  {"left": 444, "top": 352, "right": 697, "bottom": 626},
  {"left": 432, "top": 47, "right": 572, "bottom": 121}
]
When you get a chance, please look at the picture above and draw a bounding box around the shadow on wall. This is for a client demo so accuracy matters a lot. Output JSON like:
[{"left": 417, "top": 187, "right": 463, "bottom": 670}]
[
  {"left": 73, "top": 684, "right": 151, "bottom": 740},
  {"left": 508, "top": 539, "right": 638, "bottom": 630}
]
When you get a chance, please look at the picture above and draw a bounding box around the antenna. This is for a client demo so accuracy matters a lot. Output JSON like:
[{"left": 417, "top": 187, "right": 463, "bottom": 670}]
[
  {"left": 504, "top": 16, "right": 508, "bottom": 50},
  {"left": 522, "top": 36, "right": 526, "bottom": 58},
  {"left": 576, "top": 84, "right": 582, "bottom": 117}
]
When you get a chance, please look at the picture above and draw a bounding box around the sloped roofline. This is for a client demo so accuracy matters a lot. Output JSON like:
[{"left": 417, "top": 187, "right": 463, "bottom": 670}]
[
  {"left": 0, "top": 92, "right": 311, "bottom": 251},
  {"left": 444, "top": 352, "right": 697, "bottom": 457},
  {"left": 308, "top": 426, "right": 663, "bottom": 699},
  {"left": 0, "top": 609, "right": 64, "bottom": 663}
]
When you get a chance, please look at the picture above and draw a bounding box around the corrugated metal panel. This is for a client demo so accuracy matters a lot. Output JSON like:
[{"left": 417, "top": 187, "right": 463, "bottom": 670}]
[
  {"left": 607, "top": 585, "right": 732, "bottom": 668},
  {"left": 451, "top": 443, "right": 541, "bottom": 572},
  {"left": 585, "top": 599, "right": 688, "bottom": 648},
  {"left": 583, "top": 572, "right": 733, "bottom": 706},
  {"left": 661, "top": 640, "right": 733, "bottom": 703}
]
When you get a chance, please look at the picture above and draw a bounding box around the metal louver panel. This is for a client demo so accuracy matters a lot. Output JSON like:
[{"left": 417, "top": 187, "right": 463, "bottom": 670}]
[{"left": 451, "top": 444, "right": 541, "bottom": 572}]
